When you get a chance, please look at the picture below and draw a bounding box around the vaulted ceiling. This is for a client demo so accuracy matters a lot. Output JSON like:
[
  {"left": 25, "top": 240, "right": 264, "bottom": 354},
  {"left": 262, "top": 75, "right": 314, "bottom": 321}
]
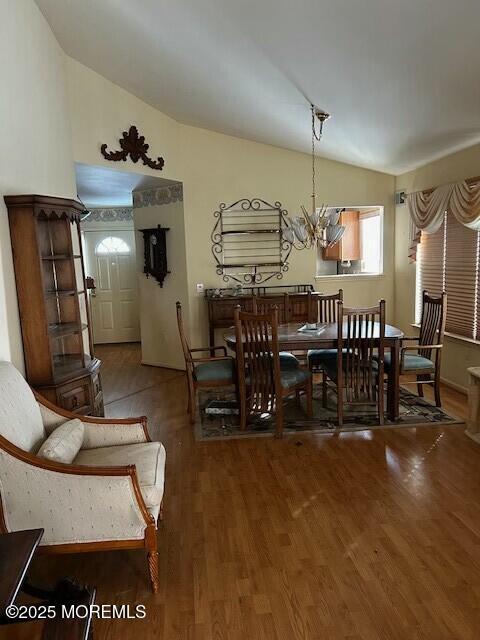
[{"left": 36, "top": 0, "right": 480, "bottom": 174}]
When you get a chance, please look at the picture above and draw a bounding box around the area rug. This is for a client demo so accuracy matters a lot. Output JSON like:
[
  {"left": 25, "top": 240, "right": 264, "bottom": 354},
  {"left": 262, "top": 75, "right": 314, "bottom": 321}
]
[{"left": 194, "top": 387, "right": 463, "bottom": 441}]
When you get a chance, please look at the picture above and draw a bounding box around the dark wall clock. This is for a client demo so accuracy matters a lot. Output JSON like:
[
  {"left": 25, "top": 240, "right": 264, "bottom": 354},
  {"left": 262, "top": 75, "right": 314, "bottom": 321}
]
[{"left": 140, "top": 225, "right": 170, "bottom": 287}]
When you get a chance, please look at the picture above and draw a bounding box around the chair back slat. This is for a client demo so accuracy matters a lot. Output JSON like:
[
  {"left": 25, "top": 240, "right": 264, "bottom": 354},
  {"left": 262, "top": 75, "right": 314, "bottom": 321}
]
[
  {"left": 338, "top": 300, "right": 385, "bottom": 404},
  {"left": 176, "top": 301, "right": 192, "bottom": 365},
  {"left": 418, "top": 291, "right": 447, "bottom": 358},
  {"left": 309, "top": 290, "right": 343, "bottom": 323},
  {"left": 234, "top": 307, "right": 282, "bottom": 416},
  {"left": 252, "top": 293, "right": 290, "bottom": 322}
]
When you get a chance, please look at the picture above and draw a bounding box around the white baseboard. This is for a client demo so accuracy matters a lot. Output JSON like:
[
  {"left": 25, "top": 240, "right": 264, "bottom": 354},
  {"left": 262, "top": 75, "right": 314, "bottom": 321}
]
[
  {"left": 465, "top": 430, "right": 480, "bottom": 444},
  {"left": 440, "top": 376, "right": 467, "bottom": 395}
]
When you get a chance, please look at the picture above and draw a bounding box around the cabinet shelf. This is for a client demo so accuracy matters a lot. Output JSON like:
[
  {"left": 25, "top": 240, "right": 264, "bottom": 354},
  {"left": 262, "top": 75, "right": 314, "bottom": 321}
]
[
  {"left": 45, "top": 289, "right": 77, "bottom": 298},
  {"left": 48, "top": 322, "right": 88, "bottom": 339},
  {"left": 53, "top": 354, "right": 91, "bottom": 378},
  {"left": 42, "top": 254, "right": 81, "bottom": 261}
]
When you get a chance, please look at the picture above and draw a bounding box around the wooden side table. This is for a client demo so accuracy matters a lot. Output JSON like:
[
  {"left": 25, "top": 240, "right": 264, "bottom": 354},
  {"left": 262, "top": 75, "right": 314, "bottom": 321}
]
[{"left": 0, "top": 528, "right": 96, "bottom": 639}]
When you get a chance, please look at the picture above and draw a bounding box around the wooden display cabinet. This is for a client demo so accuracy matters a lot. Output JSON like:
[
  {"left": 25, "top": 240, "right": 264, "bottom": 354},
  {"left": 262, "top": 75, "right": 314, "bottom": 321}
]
[
  {"left": 323, "top": 209, "right": 360, "bottom": 262},
  {"left": 5, "top": 195, "right": 103, "bottom": 416}
]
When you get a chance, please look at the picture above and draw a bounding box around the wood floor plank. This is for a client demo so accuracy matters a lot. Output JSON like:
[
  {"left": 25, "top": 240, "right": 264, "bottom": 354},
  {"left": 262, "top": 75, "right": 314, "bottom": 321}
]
[{"left": 3, "top": 343, "right": 479, "bottom": 640}]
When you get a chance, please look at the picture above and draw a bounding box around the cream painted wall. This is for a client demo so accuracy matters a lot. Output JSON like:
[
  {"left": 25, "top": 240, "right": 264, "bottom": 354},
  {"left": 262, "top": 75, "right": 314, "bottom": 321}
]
[
  {"left": 0, "top": 0, "right": 75, "bottom": 369},
  {"left": 133, "top": 198, "right": 188, "bottom": 370},
  {"left": 66, "top": 58, "right": 182, "bottom": 183},
  {"left": 395, "top": 143, "right": 480, "bottom": 391}
]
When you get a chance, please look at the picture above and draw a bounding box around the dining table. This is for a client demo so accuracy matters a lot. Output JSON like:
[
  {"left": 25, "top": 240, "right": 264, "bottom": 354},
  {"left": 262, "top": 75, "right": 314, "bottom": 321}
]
[{"left": 224, "top": 321, "right": 405, "bottom": 421}]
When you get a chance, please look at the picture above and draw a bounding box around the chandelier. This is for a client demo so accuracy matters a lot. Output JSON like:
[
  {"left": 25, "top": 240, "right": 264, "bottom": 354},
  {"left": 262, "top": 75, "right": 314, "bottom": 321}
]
[{"left": 284, "top": 105, "right": 345, "bottom": 250}]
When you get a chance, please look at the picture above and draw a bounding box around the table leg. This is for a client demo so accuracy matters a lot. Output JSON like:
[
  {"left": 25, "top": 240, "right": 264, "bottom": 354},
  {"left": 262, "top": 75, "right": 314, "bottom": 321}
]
[{"left": 387, "top": 342, "right": 400, "bottom": 420}]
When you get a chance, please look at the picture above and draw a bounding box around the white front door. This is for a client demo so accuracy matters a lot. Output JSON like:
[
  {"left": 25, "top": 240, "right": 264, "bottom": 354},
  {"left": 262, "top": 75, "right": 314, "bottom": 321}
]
[{"left": 84, "top": 230, "right": 140, "bottom": 344}]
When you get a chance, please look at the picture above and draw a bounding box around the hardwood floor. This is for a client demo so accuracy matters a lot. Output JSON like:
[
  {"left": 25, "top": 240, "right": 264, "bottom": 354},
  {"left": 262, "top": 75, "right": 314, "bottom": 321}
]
[{"left": 4, "top": 343, "right": 480, "bottom": 640}]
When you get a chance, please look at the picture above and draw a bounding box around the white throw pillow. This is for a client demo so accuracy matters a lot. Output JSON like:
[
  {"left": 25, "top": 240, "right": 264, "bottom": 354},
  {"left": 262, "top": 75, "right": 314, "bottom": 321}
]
[{"left": 37, "top": 419, "right": 84, "bottom": 464}]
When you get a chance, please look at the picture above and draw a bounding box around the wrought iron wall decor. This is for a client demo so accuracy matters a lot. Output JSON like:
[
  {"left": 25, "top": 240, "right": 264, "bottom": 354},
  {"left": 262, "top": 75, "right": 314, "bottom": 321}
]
[
  {"left": 211, "top": 198, "right": 292, "bottom": 285},
  {"left": 140, "top": 225, "right": 170, "bottom": 287},
  {"left": 101, "top": 125, "right": 165, "bottom": 170}
]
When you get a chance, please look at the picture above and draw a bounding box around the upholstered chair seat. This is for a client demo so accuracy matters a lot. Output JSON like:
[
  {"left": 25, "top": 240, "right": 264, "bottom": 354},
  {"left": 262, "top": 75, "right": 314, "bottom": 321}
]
[
  {"left": 0, "top": 361, "right": 165, "bottom": 593},
  {"left": 193, "top": 358, "right": 235, "bottom": 383},
  {"left": 307, "top": 348, "right": 340, "bottom": 367},
  {"left": 279, "top": 352, "right": 300, "bottom": 369},
  {"left": 75, "top": 442, "right": 166, "bottom": 521},
  {"left": 383, "top": 352, "right": 434, "bottom": 372}
]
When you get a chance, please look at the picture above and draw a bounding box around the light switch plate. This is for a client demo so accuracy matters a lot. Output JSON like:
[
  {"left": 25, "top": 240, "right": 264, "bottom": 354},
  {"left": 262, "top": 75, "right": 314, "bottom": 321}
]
[{"left": 196, "top": 283, "right": 204, "bottom": 294}]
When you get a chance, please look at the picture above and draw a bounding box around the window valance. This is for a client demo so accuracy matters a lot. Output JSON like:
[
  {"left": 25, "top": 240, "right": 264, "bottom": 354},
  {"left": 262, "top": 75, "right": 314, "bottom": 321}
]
[{"left": 407, "top": 178, "right": 480, "bottom": 261}]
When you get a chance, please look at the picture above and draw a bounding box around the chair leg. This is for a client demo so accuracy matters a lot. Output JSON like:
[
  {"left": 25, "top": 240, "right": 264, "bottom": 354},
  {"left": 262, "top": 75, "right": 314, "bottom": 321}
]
[
  {"left": 378, "top": 379, "right": 384, "bottom": 426},
  {"left": 417, "top": 375, "right": 424, "bottom": 397},
  {"left": 239, "top": 398, "right": 247, "bottom": 431},
  {"left": 322, "top": 372, "right": 328, "bottom": 408},
  {"left": 275, "top": 400, "right": 284, "bottom": 438},
  {"left": 189, "top": 385, "right": 196, "bottom": 425},
  {"left": 186, "top": 383, "right": 192, "bottom": 416},
  {"left": 306, "top": 379, "right": 313, "bottom": 418},
  {"left": 434, "top": 372, "right": 442, "bottom": 407},
  {"left": 337, "top": 388, "right": 343, "bottom": 427},
  {"left": 147, "top": 550, "right": 159, "bottom": 593}
]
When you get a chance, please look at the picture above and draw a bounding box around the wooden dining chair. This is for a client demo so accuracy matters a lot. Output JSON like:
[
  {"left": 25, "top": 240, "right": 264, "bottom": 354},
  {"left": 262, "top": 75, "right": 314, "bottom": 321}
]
[
  {"left": 252, "top": 294, "right": 300, "bottom": 370},
  {"left": 307, "top": 289, "right": 344, "bottom": 364},
  {"left": 252, "top": 293, "right": 290, "bottom": 322},
  {"left": 176, "top": 301, "right": 235, "bottom": 424},
  {"left": 234, "top": 306, "right": 313, "bottom": 438},
  {"left": 395, "top": 290, "right": 447, "bottom": 406},
  {"left": 323, "top": 300, "right": 386, "bottom": 426}
]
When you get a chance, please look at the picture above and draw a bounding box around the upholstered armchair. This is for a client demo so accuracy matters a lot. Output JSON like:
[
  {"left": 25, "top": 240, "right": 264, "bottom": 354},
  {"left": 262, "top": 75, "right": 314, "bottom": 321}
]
[{"left": 0, "top": 362, "right": 165, "bottom": 592}]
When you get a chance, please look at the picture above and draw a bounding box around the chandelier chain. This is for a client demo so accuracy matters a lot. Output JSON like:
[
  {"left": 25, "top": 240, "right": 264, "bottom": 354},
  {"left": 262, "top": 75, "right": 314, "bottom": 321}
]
[{"left": 311, "top": 104, "right": 316, "bottom": 212}]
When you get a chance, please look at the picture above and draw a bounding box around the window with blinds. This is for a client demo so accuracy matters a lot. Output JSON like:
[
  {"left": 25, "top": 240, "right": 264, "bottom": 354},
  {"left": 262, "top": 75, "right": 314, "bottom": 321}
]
[{"left": 417, "top": 212, "right": 480, "bottom": 340}]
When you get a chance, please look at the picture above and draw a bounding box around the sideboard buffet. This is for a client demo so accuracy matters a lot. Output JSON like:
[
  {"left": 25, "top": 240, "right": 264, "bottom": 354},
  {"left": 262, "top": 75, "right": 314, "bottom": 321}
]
[{"left": 205, "top": 284, "right": 314, "bottom": 347}]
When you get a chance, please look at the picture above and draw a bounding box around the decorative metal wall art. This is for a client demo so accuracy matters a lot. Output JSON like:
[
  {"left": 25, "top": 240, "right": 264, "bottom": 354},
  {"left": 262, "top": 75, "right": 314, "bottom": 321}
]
[
  {"left": 211, "top": 198, "right": 292, "bottom": 285},
  {"left": 101, "top": 126, "right": 165, "bottom": 170},
  {"left": 140, "top": 225, "right": 170, "bottom": 287}
]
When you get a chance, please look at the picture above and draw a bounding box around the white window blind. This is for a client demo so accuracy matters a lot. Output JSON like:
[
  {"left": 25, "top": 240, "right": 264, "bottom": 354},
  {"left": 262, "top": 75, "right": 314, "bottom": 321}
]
[{"left": 417, "top": 212, "right": 480, "bottom": 340}]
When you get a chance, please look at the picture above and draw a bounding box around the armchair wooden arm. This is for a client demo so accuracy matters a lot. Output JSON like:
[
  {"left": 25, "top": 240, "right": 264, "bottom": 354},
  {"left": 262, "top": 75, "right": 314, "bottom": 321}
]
[{"left": 400, "top": 343, "right": 443, "bottom": 369}]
